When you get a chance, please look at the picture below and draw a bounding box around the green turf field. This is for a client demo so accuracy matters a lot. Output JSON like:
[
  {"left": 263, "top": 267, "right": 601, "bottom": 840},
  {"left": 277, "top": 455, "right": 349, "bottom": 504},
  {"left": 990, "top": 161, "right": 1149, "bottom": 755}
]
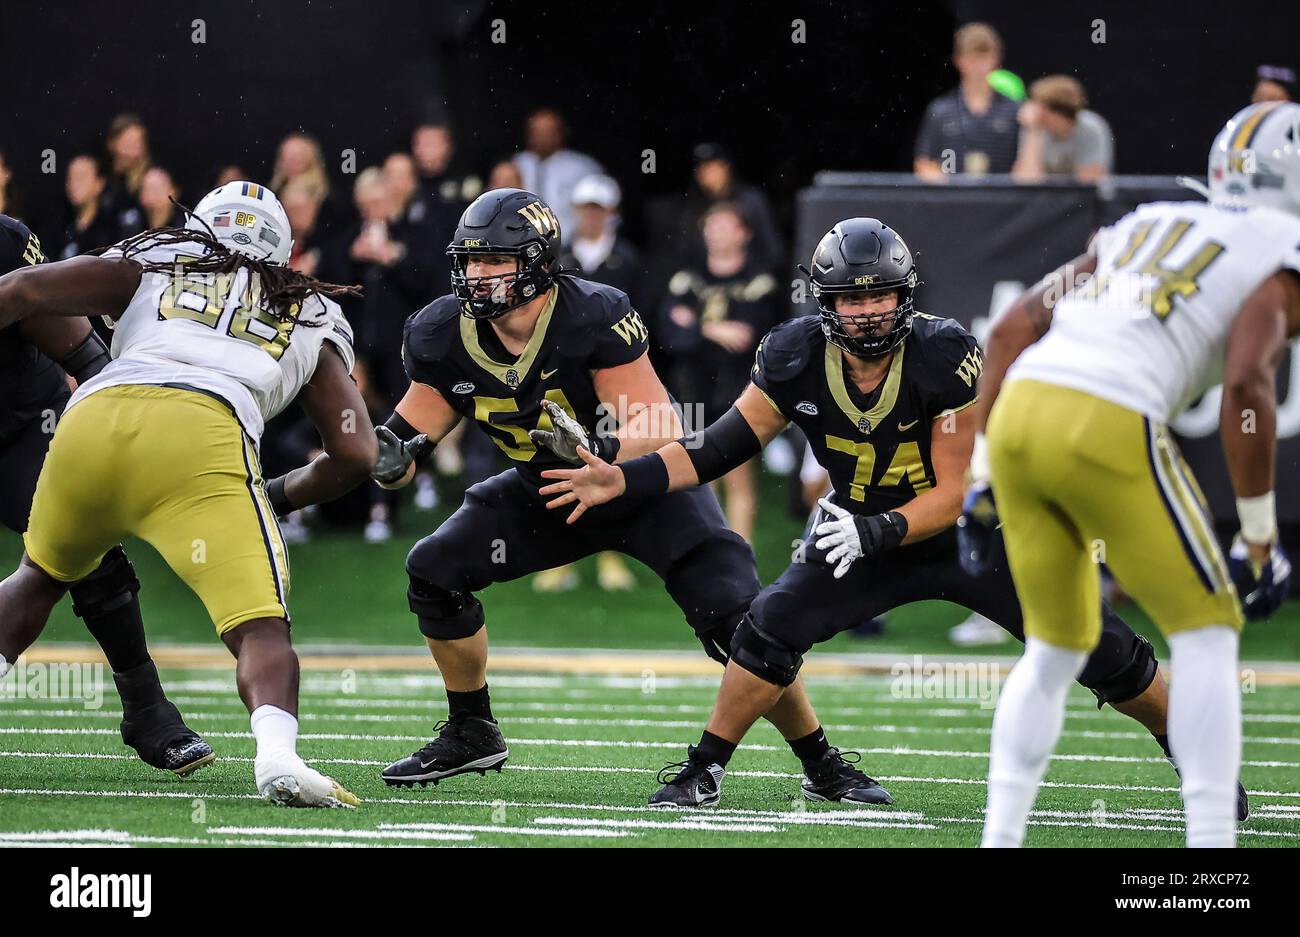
[
  {"left": 2, "top": 476, "right": 1299, "bottom": 846},
  {"left": 1, "top": 667, "right": 1298, "bottom": 846}
]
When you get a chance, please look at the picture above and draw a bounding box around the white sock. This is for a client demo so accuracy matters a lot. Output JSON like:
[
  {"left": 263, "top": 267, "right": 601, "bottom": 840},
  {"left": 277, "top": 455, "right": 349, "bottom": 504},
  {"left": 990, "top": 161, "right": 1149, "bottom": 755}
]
[
  {"left": 1168, "top": 625, "right": 1240, "bottom": 848},
  {"left": 982, "top": 638, "right": 1088, "bottom": 847},
  {"left": 251, "top": 704, "right": 300, "bottom": 783},
  {"left": 0, "top": 654, "right": 9, "bottom": 680}
]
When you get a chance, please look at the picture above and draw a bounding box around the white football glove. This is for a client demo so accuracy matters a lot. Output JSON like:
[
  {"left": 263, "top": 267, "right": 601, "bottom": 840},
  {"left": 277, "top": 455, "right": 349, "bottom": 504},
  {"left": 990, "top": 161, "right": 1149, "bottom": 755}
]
[{"left": 813, "top": 497, "right": 908, "bottom": 579}]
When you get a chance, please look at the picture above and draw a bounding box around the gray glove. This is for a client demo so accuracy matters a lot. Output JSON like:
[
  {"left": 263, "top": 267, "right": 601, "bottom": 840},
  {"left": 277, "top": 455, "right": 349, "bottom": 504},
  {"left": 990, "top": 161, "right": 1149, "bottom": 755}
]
[
  {"left": 529, "top": 399, "right": 595, "bottom": 464},
  {"left": 371, "top": 426, "right": 431, "bottom": 484}
]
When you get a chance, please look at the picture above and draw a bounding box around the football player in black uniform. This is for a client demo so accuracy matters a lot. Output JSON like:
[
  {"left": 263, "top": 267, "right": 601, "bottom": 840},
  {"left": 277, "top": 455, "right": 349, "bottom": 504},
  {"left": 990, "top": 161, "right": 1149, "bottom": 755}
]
[
  {"left": 0, "top": 213, "right": 212, "bottom": 775},
  {"left": 541, "top": 217, "right": 1247, "bottom": 817},
  {"left": 341, "top": 189, "right": 885, "bottom": 803}
]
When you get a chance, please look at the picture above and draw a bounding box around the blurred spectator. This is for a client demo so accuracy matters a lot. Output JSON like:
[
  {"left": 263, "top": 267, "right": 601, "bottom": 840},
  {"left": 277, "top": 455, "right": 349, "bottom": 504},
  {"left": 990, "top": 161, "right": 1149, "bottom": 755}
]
[
  {"left": 914, "top": 23, "right": 1020, "bottom": 179},
  {"left": 282, "top": 178, "right": 328, "bottom": 276},
  {"left": 214, "top": 165, "right": 247, "bottom": 188},
  {"left": 0, "top": 147, "right": 15, "bottom": 218},
  {"left": 1253, "top": 64, "right": 1296, "bottom": 103},
  {"left": 411, "top": 120, "right": 482, "bottom": 208},
  {"left": 558, "top": 174, "right": 642, "bottom": 300},
  {"left": 270, "top": 132, "right": 349, "bottom": 239},
  {"left": 106, "top": 113, "right": 150, "bottom": 200},
  {"left": 1012, "top": 75, "right": 1113, "bottom": 183},
  {"left": 658, "top": 203, "right": 779, "bottom": 542},
  {"left": 487, "top": 159, "right": 525, "bottom": 191},
  {"left": 512, "top": 107, "right": 602, "bottom": 237},
  {"left": 322, "top": 166, "right": 435, "bottom": 408},
  {"left": 50, "top": 154, "right": 127, "bottom": 259},
  {"left": 384, "top": 150, "right": 451, "bottom": 285},
  {"left": 683, "top": 143, "right": 783, "bottom": 270},
  {"left": 138, "top": 166, "right": 184, "bottom": 229}
]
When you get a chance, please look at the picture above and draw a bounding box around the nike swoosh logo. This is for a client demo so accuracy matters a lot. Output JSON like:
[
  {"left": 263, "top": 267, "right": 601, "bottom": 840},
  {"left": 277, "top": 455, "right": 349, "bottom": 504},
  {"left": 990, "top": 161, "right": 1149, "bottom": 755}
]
[
  {"left": 541, "top": 368, "right": 558, "bottom": 380},
  {"left": 898, "top": 419, "right": 918, "bottom": 431}
]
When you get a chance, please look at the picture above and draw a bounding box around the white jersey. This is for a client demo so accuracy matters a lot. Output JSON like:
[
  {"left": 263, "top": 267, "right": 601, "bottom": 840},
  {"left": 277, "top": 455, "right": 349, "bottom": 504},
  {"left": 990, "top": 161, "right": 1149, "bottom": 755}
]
[
  {"left": 1009, "top": 201, "right": 1300, "bottom": 423},
  {"left": 68, "top": 237, "right": 356, "bottom": 441}
]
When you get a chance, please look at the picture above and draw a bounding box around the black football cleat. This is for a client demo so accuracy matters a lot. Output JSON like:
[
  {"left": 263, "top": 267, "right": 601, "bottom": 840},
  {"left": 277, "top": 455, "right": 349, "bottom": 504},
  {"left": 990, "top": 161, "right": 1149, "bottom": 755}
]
[
  {"left": 119, "top": 698, "right": 215, "bottom": 777},
  {"left": 801, "top": 748, "right": 893, "bottom": 805},
  {"left": 382, "top": 715, "right": 509, "bottom": 787},
  {"left": 1165, "top": 756, "right": 1249, "bottom": 822},
  {"left": 648, "top": 746, "right": 725, "bottom": 807}
]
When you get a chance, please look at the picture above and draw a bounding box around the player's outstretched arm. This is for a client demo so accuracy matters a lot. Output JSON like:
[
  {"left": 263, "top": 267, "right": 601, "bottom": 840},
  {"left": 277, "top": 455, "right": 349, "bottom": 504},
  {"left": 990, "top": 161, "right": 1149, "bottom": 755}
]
[
  {"left": 0, "top": 255, "right": 141, "bottom": 328},
  {"left": 1218, "top": 269, "right": 1300, "bottom": 621},
  {"left": 594, "top": 350, "right": 685, "bottom": 461},
  {"left": 538, "top": 382, "right": 787, "bottom": 524},
  {"left": 897, "top": 402, "right": 976, "bottom": 543},
  {"left": 19, "top": 316, "right": 111, "bottom": 385},
  {"left": 972, "top": 251, "right": 1096, "bottom": 442},
  {"left": 271, "top": 345, "right": 381, "bottom": 511}
]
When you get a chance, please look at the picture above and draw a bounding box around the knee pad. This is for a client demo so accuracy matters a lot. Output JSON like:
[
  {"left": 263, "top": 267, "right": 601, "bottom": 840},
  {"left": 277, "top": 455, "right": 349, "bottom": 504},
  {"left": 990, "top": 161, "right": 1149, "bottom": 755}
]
[
  {"left": 1080, "top": 625, "right": 1159, "bottom": 708},
  {"left": 729, "top": 614, "right": 804, "bottom": 688},
  {"left": 408, "top": 575, "right": 484, "bottom": 641},
  {"left": 68, "top": 546, "right": 140, "bottom": 620}
]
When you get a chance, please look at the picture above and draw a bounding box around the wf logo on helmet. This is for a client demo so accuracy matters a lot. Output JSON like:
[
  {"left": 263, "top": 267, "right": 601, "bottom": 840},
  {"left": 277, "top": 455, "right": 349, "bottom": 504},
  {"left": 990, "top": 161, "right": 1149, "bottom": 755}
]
[{"left": 517, "top": 202, "right": 559, "bottom": 237}]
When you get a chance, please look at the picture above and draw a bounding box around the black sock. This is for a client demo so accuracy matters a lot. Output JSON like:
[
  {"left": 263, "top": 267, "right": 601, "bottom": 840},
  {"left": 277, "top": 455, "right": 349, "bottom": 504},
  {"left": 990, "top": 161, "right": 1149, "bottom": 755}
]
[
  {"left": 113, "top": 660, "right": 168, "bottom": 713},
  {"left": 789, "top": 726, "right": 831, "bottom": 764},
  {"left": 693, "top": 730, "right": 737, "bottom": 768},
  {"left": 447, "top": 685, "right": 493, "bottom": 721},
  {"left": 78, "top": 591, "right": 151, "bottom": 674},
  {"left": 1155, "top": 733, "right": 1173, "bottom": 758}
]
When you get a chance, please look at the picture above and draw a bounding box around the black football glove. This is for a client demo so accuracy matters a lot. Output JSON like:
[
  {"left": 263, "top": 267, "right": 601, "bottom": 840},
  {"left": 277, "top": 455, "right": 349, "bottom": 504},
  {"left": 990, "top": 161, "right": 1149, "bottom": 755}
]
[
  {"left": 697, "top": 622, "right": 733, "bottom": 665},
  {"left": 1228, "top": 536, "right": 1293, "bottom": 621},
  {"left": 371, "top": 426, "right": 432, "bottom": 485},
  {"left": 956, "top": 481, "right": 1001, "bottom": 577}
]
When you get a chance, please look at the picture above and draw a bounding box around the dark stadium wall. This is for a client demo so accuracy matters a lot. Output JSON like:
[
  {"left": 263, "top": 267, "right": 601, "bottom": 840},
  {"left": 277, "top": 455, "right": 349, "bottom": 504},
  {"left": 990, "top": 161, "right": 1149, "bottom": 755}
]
[{"left": 1, "top": 1, "right": 1296, "bottom": 244}]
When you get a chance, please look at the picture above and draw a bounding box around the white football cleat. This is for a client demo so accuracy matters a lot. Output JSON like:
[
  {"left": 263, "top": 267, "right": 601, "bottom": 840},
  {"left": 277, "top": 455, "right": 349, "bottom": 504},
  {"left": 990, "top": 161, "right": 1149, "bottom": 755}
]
[
  {"left": 256, "top": 753, "right": 359, "bottom": 808},
  {"left": 948, "top": 612, "right": 1009, "bottom": 647}
]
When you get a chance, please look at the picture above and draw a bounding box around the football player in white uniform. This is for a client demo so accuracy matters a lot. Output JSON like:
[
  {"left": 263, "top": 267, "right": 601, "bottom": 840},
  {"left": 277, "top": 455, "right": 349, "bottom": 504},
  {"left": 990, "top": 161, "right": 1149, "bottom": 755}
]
[
  {"left": 0, "top": 182, "right": 402, "bottom": 807},
  {"left": 961, "top": 102, "right": 1300, "bottom": 847}
]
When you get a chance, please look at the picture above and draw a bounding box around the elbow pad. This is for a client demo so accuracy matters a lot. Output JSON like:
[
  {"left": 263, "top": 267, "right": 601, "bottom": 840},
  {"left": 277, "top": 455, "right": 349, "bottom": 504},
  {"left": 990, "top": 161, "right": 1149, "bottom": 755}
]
[
  {"left": 679, "top": 406, "right": 763, "bottom": 485},
  {"left": 62, "top": 331, "right": 111, "bottom": 383}
]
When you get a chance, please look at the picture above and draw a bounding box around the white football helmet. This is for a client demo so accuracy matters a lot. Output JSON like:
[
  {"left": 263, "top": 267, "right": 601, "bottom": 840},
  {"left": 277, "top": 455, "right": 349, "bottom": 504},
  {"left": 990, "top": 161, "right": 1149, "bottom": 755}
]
[
  {"left": 1208, "top": 101, "right": 1300, "bottom": 218},
  {"left": 186, "top": 180, "right": 294, "bottom": 265}
]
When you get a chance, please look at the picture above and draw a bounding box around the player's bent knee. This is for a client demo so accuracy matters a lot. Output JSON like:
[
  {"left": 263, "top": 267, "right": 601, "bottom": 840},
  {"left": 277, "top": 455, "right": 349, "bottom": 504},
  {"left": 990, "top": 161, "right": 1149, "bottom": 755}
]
[
  {"left": 409, "top": 575, "right": 484, "bottom": 640},
  {"left": 1079, "top": 625, "right": 1159, "bottom": 708},
  {"left": 67, "top": 546, "right": 140, "bottom": 620},
  {"left": 729, "top": 614, "right": 804, "bottom": 688}
]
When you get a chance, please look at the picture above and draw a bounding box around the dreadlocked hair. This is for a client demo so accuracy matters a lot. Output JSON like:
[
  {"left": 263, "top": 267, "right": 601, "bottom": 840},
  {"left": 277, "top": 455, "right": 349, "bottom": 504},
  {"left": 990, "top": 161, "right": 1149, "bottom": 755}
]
[{"left": 98, "top": 223, "right": 361, "bottom": 326}]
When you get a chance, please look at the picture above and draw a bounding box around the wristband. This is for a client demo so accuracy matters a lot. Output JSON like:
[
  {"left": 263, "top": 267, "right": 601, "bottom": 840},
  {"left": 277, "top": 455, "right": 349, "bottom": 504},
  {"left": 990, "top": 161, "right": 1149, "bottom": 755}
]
[
  {"left": 266, "top": 476, "right": 294, "bottom": 517},
  {"left": 619, "top": 452, "right": 670, "bottom": 499},
  {"left": 591, "top": 433, "right": 621, "bottom": 464},
  {"left": 1237, "top": 492, "right": 1277, "bottom": 545},
  {"left": 62, "top": 332, "right": 111, "bottom": 382}
]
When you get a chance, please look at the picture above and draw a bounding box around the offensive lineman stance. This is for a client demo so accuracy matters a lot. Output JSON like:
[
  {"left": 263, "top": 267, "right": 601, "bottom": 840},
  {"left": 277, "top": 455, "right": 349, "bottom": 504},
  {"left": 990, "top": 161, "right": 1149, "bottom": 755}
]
[
  {"left": 540, "top": 218, "right": 1242, "bottom": 816},
  {"left": 351, "top": 188, "right": 887, "bottom": 804},
  {"left": 0, "top": 213, "right": 211, "bottom": 775},
  {"left": 0, "top": 182, "right": 390, "bottom": 807},
  {"left": 962, "top": 102, "right": 1300, "bottom": 847}
]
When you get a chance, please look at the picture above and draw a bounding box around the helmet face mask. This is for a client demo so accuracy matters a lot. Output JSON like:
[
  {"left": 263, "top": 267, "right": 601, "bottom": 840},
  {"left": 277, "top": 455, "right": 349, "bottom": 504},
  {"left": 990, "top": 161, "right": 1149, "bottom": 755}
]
[
  {"left": 803, "top": 218, "right": 919, "bottom": 358},
  {"left": 448, "top": 188, "right": 561, "bottom": 319}
]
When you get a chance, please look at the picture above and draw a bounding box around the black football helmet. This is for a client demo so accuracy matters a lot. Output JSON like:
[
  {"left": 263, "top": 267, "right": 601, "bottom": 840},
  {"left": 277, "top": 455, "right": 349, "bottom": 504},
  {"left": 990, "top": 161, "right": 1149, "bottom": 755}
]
[
  {"left": 447, "top": 188, "right": 562, "bottom": 319},
  {"left": 800, "top": 218, "right": 918, "bottom": 358}
]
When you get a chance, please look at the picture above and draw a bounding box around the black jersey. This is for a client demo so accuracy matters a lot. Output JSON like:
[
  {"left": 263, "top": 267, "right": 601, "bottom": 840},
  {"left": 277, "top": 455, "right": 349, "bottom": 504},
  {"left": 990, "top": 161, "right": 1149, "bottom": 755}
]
[
  {"left": 403, "top": 274, "right": 650, "bottom": 487},
  {"left": 0, "top": 215, "right": 65, "bottom": 446},
  {"left": 752, "top": 313, "right": 982, "bottom": 516}
]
